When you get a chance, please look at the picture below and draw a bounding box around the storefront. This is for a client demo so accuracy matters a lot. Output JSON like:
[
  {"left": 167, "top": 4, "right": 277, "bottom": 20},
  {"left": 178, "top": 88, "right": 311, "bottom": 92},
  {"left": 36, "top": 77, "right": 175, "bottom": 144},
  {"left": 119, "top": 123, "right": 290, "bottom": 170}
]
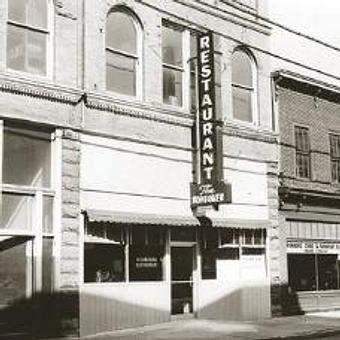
[
  {"left": 284, "top": 220, "right": 340, "bottom": 313},
  {"left": 79, "top": 209, "right": 271, "bottom": 336}
]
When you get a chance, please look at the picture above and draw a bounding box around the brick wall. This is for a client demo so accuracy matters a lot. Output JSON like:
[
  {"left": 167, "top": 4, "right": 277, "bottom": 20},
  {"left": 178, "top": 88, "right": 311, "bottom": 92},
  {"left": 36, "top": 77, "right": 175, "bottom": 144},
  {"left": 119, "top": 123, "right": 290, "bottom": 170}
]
[{"left": 278, "top": 85, "right": 340, "bottom": 193}]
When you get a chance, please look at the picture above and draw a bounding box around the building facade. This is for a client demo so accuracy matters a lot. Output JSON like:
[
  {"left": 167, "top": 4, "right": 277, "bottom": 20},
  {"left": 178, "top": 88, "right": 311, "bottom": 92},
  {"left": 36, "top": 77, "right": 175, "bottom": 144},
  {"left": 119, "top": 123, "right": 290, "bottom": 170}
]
[
  {"left": 1, "top": 0, "right": 281, "bottom": 338},
  {"left": 274, "top": 71, "right": 340, "bottom": 314}
]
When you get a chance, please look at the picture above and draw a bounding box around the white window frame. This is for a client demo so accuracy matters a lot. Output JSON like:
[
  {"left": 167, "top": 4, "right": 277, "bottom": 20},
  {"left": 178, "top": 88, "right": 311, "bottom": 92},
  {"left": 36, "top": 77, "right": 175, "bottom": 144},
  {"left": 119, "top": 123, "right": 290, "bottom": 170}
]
[
  {"left": 231, "top": 48, "right": 258, "bottom": 125},
  {"left": 161, "top": 22, "right": 191, "bottom": 111},
  {"left": 0, "top": 123, "right": 58, "bottom": 297},
  {"left": 105, "top": 7, "right": 143, "bottom": 100},
  {"left": 6, "top": 0, "right": 54, "bottom": 79}
]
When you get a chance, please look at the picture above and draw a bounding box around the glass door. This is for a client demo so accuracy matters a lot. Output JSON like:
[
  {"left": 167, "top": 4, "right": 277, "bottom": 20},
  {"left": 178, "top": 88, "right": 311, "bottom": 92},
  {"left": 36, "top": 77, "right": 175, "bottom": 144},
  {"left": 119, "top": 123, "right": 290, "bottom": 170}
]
[{"left": 171, "top": 246, "right": 194, "bottom": 315}]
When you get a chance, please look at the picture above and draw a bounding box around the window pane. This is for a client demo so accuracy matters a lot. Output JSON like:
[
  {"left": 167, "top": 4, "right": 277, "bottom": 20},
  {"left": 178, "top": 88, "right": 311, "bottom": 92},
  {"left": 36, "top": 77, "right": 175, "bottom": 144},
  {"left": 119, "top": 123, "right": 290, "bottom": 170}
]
[
  {"left": 1, "top": 193, "right": 34, "bottom": 231},
  {"left": 330, "top": 135, "right": 340, "bottom": 157},
  {"left": 42, "top": 237, "right": 54, "bottom": 292},
  {"left": 171, "top": 227, "right": 195, "bottom": 242},
  {"left": 162, "top": 26, "right": 182, "bottom": 67},
  {"left": 288, "top": 254, "right": 317, "bottom": 292},
  {"left": 332, "top": 160, "right": 340, "bottom": 182},
  {"left": 3, "top": 128, "right": 51, "bottom": 187},
  {"left": 9, "top": 0, "right": 47, "bottom": 29},
  {"left": 0, "top": 237, "right": 32, "bottom": 308},
  {"left": 220, "top": 229, "right": 234, "bottom": 245},
  {"left": 129, "top": 246, "right": 164, "bottom": 281},
  {"left": 84, "top": 244, "right": 125, "bottom": 282},
  {"left": 43, "top": 196, "right": 53, "bottom": 234},
  {"left": 163, "top": 67, "right": 182, "bottom": 106},
  {"left": 106, "top": 51, "right": 136, "bottom": 96},
  {"left": 7, "top": 25, "right": 47, "bottom": 75},
  {"left": 232, "top": 87, "right": 252, "bottom": 122},
  {"left": 243, "top": 229, "right": 253, "bottom": 245},
  {"left": 232, "top": 50, "right": 252, "bottom": 87},
  {"left": 317, "top": 255, "right": 339, "bottom": 290},
  {"left": 131, "top": 227, "right": 146, "bottom": 246},
  {"left": 201, "top": 249, "right": 217, "bottom": 279},
  {"left": 296, "top": 154, "right": 310, "bottom": 178},
  {"left": 106, "top": 12, "right": 136, "bottom": 54},
  {"left": 254, "top": 229, "right": 264, "bottom": 245}
]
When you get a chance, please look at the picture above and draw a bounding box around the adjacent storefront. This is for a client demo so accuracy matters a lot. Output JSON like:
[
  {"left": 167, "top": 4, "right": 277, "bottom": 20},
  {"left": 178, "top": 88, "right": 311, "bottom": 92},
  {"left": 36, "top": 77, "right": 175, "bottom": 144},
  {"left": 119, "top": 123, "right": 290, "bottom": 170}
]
[{"left": 284, "top": 220, "right": 340, "bottom": 312}]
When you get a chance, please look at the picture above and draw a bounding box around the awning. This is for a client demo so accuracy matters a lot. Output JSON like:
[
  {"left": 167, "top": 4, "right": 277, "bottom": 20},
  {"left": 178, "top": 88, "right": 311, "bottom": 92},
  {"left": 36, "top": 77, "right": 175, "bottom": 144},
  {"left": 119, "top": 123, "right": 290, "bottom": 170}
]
[
  {"left": 84, "top": 209, "right": 200, "bottom": 227},
  {"left": 84, "top": 209, "right": 269, "bottom": 229},
  {"left": 209, "top": 218, "right": 270, "bottom": 229}
]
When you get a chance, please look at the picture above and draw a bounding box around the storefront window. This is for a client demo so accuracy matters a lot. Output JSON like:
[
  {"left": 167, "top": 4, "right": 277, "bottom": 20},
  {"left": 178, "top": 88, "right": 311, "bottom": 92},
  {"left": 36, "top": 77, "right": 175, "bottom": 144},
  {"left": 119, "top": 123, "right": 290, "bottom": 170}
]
[
  {"left": 288, "top": 254, "right": 340, "bottom": 292},
  {"left": 3, "top": 127, "right": 51, "bottom": 188},
  {"left": 84, "top": 224, "right": 125, "bottom": 283},
  {"left": 0, "top": 237, "right": 33, "bottom": 307},
  {"left": 1, "top": 124, "right": 55, "bottom": 306},
  {"left": 129, "top": 227, "right": 164, "bottom": 281},
  {"left": 84, "top": 243, "right": 125, "bottom": 283},
  {"left": 84, "top": 224, "right": 165, "bottom": 283}
]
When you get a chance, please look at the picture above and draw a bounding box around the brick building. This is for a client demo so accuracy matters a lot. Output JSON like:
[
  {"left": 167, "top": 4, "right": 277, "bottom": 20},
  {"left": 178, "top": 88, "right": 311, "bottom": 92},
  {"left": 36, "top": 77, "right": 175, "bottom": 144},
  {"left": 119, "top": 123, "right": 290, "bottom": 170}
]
[
  {"left": 274, "top": 70, "right": 340, "bottom": 314},
  {"left": 0, "top": 0, "right": 281, "bottom": 337}
]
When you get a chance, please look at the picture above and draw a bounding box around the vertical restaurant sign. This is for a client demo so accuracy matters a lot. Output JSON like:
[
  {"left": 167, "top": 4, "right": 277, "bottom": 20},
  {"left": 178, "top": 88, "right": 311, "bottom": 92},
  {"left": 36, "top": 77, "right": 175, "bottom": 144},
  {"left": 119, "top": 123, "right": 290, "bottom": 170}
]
[{"left": 191, "top": 32, "right": 231, "bottom": 208}]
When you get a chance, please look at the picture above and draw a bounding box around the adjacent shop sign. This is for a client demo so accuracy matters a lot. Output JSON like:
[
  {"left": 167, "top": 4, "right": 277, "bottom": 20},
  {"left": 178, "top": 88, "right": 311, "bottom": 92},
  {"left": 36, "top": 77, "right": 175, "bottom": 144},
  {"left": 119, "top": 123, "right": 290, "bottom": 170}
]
[
  {"left": 287, "top": 240, "right": 340, "bottom": 254},
  {"left": 191, "top": 31, "right": 231, "bottom": 208}
]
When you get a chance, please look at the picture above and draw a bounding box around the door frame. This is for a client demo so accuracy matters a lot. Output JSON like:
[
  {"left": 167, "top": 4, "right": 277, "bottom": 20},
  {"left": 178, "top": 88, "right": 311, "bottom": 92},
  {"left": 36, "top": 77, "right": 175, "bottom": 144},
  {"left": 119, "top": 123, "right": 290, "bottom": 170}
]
[{"left": 170, "top": 242, "right": 197, "bottom": 317}]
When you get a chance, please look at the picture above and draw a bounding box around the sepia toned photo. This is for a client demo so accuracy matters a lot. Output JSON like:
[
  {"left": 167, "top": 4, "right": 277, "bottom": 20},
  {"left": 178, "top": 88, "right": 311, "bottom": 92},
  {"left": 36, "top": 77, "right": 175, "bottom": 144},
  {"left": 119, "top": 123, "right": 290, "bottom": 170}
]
[{"left": 1, "top": 1, "right": 340, "bottom": 339}]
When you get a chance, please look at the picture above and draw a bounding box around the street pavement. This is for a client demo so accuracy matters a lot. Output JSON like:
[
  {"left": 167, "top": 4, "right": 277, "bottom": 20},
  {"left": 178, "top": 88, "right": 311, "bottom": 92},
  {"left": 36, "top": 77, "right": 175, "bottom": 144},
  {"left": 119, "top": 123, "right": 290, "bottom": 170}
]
[{"left": 82, "top": 311, "right": 340, "bottom": 340}]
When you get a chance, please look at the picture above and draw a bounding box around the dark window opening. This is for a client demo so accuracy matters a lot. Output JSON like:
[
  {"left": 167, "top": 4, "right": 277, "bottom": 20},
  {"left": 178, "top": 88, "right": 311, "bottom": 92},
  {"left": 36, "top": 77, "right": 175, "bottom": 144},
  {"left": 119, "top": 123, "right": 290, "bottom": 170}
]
[{"left": 295, "top": 126, "right": 311, "bottom": 179}]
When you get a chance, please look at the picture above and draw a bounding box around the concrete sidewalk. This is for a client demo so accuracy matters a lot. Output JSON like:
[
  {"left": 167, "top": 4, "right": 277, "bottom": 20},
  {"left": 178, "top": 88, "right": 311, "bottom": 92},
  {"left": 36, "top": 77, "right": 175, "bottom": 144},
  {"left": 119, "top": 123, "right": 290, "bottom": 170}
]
[{"left": 82, "top": 311, "right": 340, "bottom": 340}]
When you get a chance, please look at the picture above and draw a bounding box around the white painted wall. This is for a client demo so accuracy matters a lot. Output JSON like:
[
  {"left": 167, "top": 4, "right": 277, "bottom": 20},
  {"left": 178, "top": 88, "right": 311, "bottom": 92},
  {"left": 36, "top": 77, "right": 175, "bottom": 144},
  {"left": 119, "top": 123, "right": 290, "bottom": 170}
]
[{"left": 80, "top": 134, "right": 270, "bottom": 221}]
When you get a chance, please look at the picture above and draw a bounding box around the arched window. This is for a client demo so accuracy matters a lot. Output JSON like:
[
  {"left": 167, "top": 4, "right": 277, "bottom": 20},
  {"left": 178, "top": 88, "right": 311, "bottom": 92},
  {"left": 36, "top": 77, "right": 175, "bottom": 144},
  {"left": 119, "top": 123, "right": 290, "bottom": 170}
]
[
  {"left": 231, "top": 49, "right": 257, "bottom": 123},
  {"left": 106, "top": 9, "right": 140, "bottom": 97},
  {"left": 7, "top": 0, "right": 50, "bottom": 76}
]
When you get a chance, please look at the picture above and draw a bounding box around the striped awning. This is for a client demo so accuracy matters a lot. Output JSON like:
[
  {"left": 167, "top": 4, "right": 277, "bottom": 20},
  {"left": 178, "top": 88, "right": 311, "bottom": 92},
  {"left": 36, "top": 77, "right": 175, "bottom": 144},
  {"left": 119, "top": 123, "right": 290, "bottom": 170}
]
[
  {"left": 84, "top": 209, "right": 269, "bottom": 229},
  {"left": 84, "top": 209, "right": 200, "bottom": 227},
  {"left": 210, "top": 218, "right": 271, "bottom": 229}
]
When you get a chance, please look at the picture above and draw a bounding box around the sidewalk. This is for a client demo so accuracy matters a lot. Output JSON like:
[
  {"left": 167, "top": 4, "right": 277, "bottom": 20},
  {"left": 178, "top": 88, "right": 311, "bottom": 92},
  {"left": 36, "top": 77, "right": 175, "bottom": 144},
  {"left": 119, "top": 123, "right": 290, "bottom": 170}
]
[{"left": 82, "top": 311, "right": 340, "bottom": 340}]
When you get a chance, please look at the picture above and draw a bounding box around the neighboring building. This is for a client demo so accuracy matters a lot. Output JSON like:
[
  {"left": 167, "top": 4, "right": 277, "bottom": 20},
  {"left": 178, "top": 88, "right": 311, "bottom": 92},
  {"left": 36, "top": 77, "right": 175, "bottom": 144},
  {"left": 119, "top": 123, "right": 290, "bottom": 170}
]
[
  {"left": 274, "top": 70, "right": 340, "bottom": 314},
  {"left": 0, "top": 0, "right": 279, "bottom": 338}
]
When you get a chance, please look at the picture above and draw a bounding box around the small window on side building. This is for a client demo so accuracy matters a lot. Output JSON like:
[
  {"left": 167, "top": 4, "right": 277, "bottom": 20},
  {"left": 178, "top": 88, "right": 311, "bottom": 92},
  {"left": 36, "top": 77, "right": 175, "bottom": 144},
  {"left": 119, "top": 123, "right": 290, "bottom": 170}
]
[
  {"left": 330, "top": 134, "right": 340, "bottom": 183},
  {"left": 295, "top": 126, "right": 311, "bottom": 179}
]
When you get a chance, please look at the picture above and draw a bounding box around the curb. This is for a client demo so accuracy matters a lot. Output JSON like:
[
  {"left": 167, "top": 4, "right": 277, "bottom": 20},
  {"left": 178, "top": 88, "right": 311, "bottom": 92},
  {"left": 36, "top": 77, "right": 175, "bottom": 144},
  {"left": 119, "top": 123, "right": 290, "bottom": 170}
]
[{"left": 261, "top": 328, "right": 340, "bottom": 340}]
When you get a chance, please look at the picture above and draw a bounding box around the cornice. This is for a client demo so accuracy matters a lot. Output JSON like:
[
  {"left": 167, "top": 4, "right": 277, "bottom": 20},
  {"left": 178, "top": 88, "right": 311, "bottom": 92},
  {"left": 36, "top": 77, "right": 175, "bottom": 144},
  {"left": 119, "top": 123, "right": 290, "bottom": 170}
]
[
  {"left": 85, "top": 92, "right": 195, "bottom": 128},
  {"left": 172, "top": 0, "right": 271, "bottom": 36},
  {"left": 223, "top": 121, "right": 278, "bottom": 144},
  {"left": 272, "top": 69, "right": 340, "bottom": 104},
  {"left": 0, "top": 74, "right": 82, "bottom": 104}
]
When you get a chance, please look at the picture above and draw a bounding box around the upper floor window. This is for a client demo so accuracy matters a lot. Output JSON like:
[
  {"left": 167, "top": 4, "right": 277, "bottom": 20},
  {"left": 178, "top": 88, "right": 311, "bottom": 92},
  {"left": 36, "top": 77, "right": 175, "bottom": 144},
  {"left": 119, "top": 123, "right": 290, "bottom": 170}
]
[
  {"left": 232, "top": 49, "right": 257, "bottom": 123},
  {"left": 106, "top": 8, "right": 141, "bottom": 97},
  {"left": 162, "top": 25, "right": 184, "bottom": 107},
  {"left": 330, "top": 134, "right": 340, "bottom": 183},
  {"left": 295, "top": 126, "right": 311, "bottom": 179},
  {"left": 7, "top": 0, "right": 50, "bottom": 76}
]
